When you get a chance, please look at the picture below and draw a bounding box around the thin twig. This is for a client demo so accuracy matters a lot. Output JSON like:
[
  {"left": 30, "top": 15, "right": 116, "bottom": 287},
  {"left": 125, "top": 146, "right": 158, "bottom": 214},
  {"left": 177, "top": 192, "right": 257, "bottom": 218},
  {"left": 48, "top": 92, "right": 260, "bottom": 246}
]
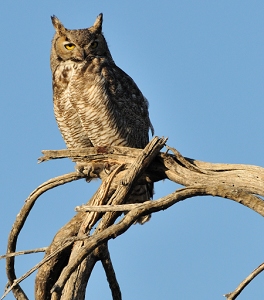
[
  {"left": 0, "top": 248, "right": 47, "bottom": 259},
  {"left": 2, "top": 235, "right": 90, "bottom": 300},
  {"left": 224, "top": 262, "right": 264, "bottom": 300},
  {"left": 166, "top": 145, "right": 206, "bottom": 174},
  {"left": 2, "top": 240, "right": 70, "bottom": 300}
]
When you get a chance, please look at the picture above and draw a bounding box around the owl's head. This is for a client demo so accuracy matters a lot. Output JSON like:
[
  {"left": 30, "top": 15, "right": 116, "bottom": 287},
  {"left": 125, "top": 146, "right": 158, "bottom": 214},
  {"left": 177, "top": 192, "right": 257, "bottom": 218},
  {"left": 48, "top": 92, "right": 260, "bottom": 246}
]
[{"left": 51, "top": 13, "right": 112, "bottom": 66}]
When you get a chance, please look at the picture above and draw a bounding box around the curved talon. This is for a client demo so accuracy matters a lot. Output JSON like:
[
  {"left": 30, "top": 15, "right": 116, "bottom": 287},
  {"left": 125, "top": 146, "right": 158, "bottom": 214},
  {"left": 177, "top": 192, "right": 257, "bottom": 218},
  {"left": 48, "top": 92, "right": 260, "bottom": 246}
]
[
  {"left": 103, "top": 162, "right": 111, "bottom": 175},
  {"left": 121, "top": 179, "right": 129, "bottom": 186}
]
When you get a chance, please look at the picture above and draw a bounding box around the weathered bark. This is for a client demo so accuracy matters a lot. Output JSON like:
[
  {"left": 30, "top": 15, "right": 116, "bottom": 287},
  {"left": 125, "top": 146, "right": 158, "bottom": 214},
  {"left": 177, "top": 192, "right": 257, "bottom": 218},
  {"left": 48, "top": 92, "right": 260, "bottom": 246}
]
[{"left": 3, "top": 137, "right": 264, "bottom": 300}]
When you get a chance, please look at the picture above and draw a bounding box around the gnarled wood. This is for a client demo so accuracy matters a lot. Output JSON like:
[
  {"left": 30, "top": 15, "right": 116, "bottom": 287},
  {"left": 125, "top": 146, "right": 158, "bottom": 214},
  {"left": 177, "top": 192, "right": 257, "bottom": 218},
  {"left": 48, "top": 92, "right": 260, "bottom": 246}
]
[{"left": 3, "top": 137, "right": 264, "bottom": 300}]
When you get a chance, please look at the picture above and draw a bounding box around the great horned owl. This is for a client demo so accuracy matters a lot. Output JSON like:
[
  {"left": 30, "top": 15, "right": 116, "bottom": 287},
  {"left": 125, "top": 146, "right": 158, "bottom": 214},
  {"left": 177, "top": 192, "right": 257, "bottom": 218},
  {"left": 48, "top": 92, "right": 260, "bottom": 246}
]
[{"left": 50, "top": 13, "right": 154, "bottom": 223}]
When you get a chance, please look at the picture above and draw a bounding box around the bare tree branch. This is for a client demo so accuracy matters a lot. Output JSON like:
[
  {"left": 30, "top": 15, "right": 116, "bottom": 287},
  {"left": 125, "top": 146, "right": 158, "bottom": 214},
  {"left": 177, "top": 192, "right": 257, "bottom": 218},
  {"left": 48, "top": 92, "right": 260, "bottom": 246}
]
[
  {"left": 75, "top": 203, "right": 151, "bottom": 212},
  {"left": 0, "top": 248, "right": 47, "bottom": 259},
  {"left": 224, "top": 262, "right": 264, "bottom": 299},
  {"left": 98, "top": 244, "right": 122, "bottom": 300},
  {"left": 3, "top": 137, "right": 264, "bottom": 299}
]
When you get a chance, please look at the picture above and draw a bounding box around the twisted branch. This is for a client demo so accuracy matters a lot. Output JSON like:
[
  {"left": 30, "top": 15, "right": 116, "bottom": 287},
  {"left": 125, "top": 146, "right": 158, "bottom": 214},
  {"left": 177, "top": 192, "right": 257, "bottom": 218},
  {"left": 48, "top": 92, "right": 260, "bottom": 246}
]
[{"left": 2, "top": 136, "right": 264, "bottom": 300}]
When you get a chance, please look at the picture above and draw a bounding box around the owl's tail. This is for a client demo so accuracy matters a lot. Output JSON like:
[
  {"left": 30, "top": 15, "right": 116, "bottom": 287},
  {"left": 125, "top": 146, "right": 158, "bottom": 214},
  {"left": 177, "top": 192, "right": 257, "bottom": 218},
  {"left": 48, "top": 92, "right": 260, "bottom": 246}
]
[{"left": 126, "top": 183, "right": 153, "bottom": 224}]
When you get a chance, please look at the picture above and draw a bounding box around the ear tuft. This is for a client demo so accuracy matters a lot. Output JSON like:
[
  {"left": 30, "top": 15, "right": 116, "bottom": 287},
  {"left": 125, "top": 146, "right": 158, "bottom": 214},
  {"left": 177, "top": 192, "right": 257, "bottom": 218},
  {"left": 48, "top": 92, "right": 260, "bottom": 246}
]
[
  {"left": 51, "top": 15, "right": 66, "bottom": 34},
  {"left": 91, "top": 13, "right": 103, "bottom": 33}
]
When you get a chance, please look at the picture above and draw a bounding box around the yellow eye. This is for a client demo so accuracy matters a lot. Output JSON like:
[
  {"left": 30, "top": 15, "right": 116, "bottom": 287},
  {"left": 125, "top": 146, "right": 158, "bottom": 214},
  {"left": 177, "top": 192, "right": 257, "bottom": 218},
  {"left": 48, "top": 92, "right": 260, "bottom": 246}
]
[
  {"left": 64, "top": 43, "right": 75, "bottom": 51},
  {"left": 90, "top": 41, "right": 98, "bottom": 49}
]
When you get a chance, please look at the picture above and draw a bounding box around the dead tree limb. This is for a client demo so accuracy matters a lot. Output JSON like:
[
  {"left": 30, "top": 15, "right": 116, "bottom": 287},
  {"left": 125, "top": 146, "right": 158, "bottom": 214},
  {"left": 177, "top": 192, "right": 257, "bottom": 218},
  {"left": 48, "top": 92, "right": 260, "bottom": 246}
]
[
  {"left": 3, "top": 136, "right": 264, "bottom": 300},
  {"left": 0, "top": 248, "right": 47, "bottom": 260},
  {"left": 51, "top": 136, "right": 167, "bottom": 299},
  {"left": 224, "top": 262, "right": 264, "bottom": 299}
]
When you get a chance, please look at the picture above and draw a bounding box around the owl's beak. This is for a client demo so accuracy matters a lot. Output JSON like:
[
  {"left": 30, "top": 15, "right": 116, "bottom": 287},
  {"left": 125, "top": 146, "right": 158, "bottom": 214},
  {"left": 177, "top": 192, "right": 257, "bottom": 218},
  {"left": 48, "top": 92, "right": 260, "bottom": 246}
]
[{"left": 74, "top": 49, "right": 85, "bottom": 61}]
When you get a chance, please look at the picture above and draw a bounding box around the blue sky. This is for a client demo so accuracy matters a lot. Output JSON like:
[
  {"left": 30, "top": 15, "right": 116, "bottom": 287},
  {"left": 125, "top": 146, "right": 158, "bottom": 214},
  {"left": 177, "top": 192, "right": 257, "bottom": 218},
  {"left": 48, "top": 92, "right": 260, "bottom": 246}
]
[{"left": 1, "top": 1, "right": 264, "bottom": 299}]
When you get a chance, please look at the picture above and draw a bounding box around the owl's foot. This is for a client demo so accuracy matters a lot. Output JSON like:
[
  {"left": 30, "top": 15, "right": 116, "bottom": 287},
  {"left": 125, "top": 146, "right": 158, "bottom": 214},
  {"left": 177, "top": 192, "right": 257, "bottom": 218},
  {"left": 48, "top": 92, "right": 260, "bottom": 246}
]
[
  {"left": 75, "top": 162, "right": 104, "bottom": 181},
  {"left": 75, "top": 162, "right": 112, "bottom": 182}
]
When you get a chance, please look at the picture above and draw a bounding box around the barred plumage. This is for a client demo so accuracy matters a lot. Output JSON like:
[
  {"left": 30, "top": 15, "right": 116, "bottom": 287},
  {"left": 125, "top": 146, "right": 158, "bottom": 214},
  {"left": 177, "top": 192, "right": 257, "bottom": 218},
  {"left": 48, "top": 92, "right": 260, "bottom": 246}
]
[{"left": 50, "top": 13, "right": 154, "bottom": 223}]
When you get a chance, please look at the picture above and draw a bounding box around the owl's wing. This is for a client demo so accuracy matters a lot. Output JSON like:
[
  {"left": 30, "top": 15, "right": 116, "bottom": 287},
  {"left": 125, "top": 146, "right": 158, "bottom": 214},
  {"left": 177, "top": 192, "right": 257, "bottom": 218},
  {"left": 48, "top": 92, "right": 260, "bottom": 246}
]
[{"left": 102, "top": 65, "right": 153, "bottom": 148}]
